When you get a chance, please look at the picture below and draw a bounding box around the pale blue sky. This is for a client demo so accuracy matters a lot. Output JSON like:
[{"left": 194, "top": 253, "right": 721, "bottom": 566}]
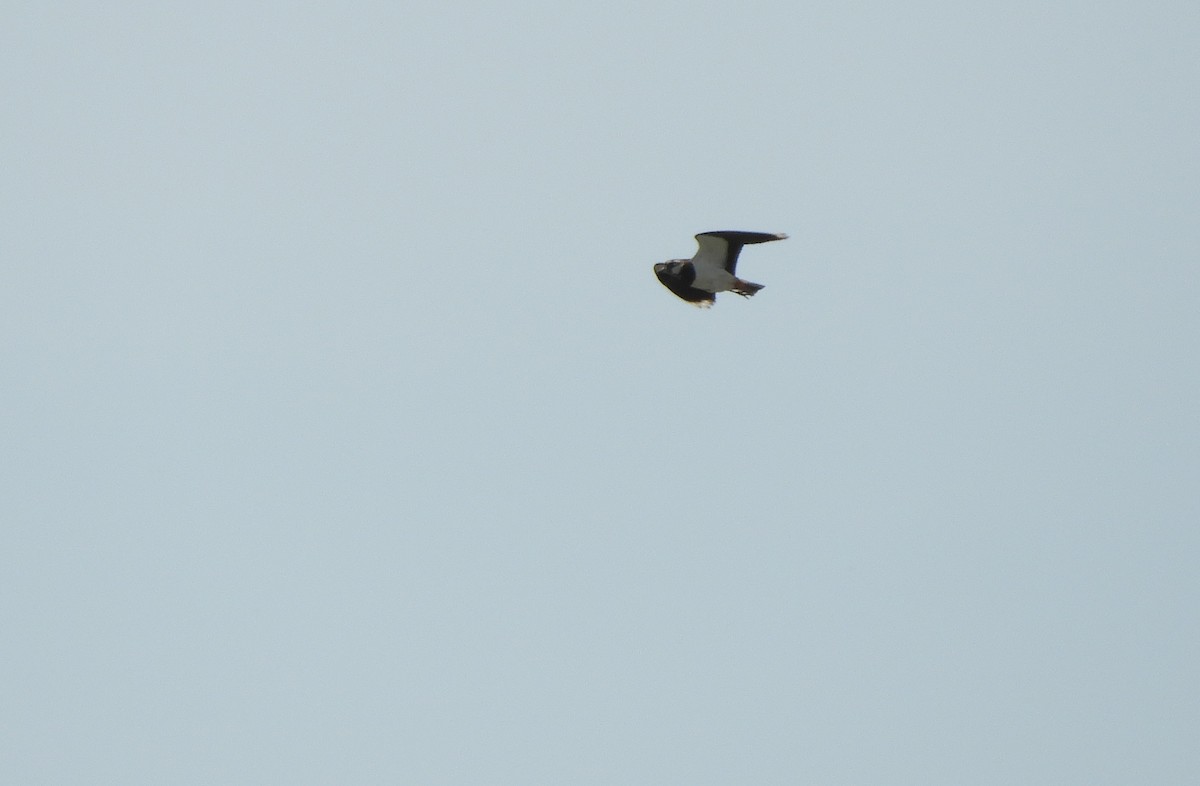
[{"left": 3, "top": 2, "right": 1198, "bottom": 783}]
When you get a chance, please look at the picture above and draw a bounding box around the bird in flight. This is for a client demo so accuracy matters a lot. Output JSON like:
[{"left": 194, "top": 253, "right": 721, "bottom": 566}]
[{"left": 653, "top": 230, "right": 788, "bottom": 307}]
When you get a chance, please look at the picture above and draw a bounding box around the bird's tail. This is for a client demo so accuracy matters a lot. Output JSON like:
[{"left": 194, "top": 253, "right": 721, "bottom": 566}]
[{"left": 732, "top": 279, "right": 764, "bottom": 298}]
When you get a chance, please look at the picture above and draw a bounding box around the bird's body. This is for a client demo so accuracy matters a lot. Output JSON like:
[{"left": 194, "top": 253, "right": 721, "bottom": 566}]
[{"left": 654, "top": 231, "right": 787, "bottom": 307}]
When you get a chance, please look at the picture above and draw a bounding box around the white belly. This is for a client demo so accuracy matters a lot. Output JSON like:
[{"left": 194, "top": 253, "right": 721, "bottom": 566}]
[{"left": 691, "top": 265, "right": 737, "bottom": 293}]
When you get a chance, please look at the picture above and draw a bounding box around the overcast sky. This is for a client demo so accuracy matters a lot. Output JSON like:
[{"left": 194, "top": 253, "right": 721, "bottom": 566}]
[{"left": 3, "top": 2, "right": 1198, "bottom": 783}]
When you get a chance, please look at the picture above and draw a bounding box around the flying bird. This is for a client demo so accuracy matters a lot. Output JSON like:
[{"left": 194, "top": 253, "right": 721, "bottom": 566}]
[{"left": 654, "top": 230, "right": 788, "bottom": 307}]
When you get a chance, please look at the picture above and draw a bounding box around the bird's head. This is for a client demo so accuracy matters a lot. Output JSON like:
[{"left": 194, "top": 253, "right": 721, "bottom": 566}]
[{"left": 654, "top": 260, "right": 685, "bottom": 278}]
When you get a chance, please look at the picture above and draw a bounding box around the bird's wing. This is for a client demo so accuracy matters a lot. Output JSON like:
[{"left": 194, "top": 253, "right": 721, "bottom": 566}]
[
  {"left": 694, "top": 231, "right": 787, "bottom": 275},
  {"left": 692, "top": 233, "right": 737, "bottom": 277}
]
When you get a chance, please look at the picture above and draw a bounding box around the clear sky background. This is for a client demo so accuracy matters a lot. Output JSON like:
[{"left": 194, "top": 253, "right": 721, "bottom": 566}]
[{"left": 3, "top": 2, "right": 1198, "bottom": 783}]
